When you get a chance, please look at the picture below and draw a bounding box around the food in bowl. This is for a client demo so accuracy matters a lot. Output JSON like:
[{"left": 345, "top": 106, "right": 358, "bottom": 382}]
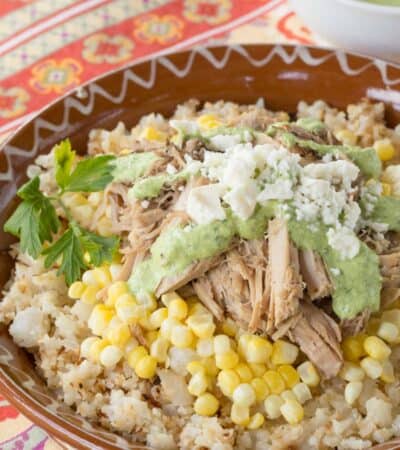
[{"left": 1, "top": 98, "right": 400, "bottom": 449}]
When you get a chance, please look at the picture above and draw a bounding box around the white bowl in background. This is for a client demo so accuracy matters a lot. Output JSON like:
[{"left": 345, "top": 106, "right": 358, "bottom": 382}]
[{"left": 288, "top": 0, "right": 400, "bottom": 61}]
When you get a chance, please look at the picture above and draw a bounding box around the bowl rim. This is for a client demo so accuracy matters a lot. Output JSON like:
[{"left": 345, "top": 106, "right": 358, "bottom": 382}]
[
  {"left": 337, "top": 0, "right": 400, "bottom": 13},
  {"left": 1, "top": 42, "right": 400, "bottom": 449}
]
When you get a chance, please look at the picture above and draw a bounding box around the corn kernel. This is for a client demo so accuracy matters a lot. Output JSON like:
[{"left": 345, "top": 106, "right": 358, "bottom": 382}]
[
  {"left": 263, "top": 370, "right": 286, "bottom": 394},
  {"left": 80, "top": 336, "right": 99, "bottom": 359},
  {"left": 140, "top": 126, "right": 166, "bottom": 142},
  {"left": 377, "top": 321, "right": 399, "bottom": 343},
  {"left": 364, "top": 336, "right": 391, "bottom": 360},
  {"left": 264, "top": 394, "right": 284, "bottom": 419},
  {"left": 344, "top": 381, "right": 363, "bottom": 405},
  {"left": 381, "top": 309, "right": 400, "bottom": 327},
  {"left": 238, "top": 334, "right": 252, "bottom": 358},
  {"left": 100, "top": 345, "right": 123, "bottom": 368},
  {"left": 127, "top": 345, "right": 148, "bottom": 369},
  {"left": 81, "top": 285, "right": 100, "bottom": 305},
  {"left": 124, "top": 337, "right": 139, "bottom": 356},
  {"left": 109, "top": 262, "right": 122, "bottom": 279},
  {"left": 188, "top": 372, "right": 209, "bottom": 396},
  {"left": 247, "top": 412, "right": 265, "bottom": 430},
  {"left": 292, "top": 383, "right": 312, "bottom": 404},
  {"left": 296, "top": 362, "right": 320, "bottom": 387},
  {"left": 217, "top": 369, "right": 240, "bottom": 396},
  {"left": 374, "top": 138, "right": 395, "bottom": 162},
  {"left": 232, "top": 383, "right": 256, "bottom": 407},
  {"left": 106, "top": 281, "right": 129, "bottom": 307},
  {"left": 159, "top": 317, "right": 181, "bottom": 340},
  {"left": 280, "top": 399, "right": 304, "bottom": 425},
  {"left": 168, "top": 298, "right": 188, "bottom": 320},
  {"left": 88, "top": 338, "right": 109, "bottom": 362},
  {"left": 381, "top": 359, "right": 395, "bottom": 383},
  {"left": 170, "top": 325, "right": 194, "bottom": 348},
  {"left": 251, "top": 377, "right": 270, "bottom": 401},
  {"left": 186, "top": 361, "right": 205, "bottom": 376},
  {"left": 150, "top": 337, "right": 169, "bottom": 363},
  {"left": 82, "top": 270, "right": 98, "bottom": 286},
  {"left": 203, "top": 357, "right": 219, "bottom": 377},
  {"left": 196, "top": 338, "right": 214, "bottom": 358},
  {"left": 339, "top": 362, "right": 365, "bottom": 382},
  {"left": 149, "top": 307, "right": 168, "bottom": 329},
  {"left": 342, "top": 336, "right": 365, "bottom": 362},
  {"left": 277, "top": 365, "right": 300, "bottom": 388},
  {"left": 105, "top": 323, "right": 131, "bottom": 347},
  {"left": 281, "top": 390, "right": 297, "bottom": 403},
  {"left": 244, "top": 336, "right": 273, "bottom": 364},
  {"left": 271, "top": 340, "right": 299, "bottom": 366},
  {"left": 336, "top": 129, "right": 357, "bottom": 146},
  {"left": 88, "top": 192, "right": 102, "bottom": 207},
  {"left": 249, "top": 363, "right": 267, "bottom": 377},
  {"left": 194, "top": 393, "right": 219, "bottom": 416},
  {"left": 92, "top": 266, "right": 112, "bottom": 287},
  {"left": 197, "top": 114, "right": 222, "bottom": 130},
  {"left": 214, "top": 335, "right": 231, "bottom": 354},
  {"left": 138, "top": 314, "right": 155, "bottom": 331},
  {"left": 161, "top": 292, "right": 181, "bottom": 307},
  {"left": 216, "top": 350, "right": 239, "bottom": 370},
  {"left": 222, "top": 319, "right": 238, "bottom": 337},
  {"left": 187, "top": 314, "right": 216, "bottom": 339},
  {"left": 88, "top": 304, "right": 114, "bottom": 336},
  {"left": 231, "top": 403, "right": 250, "bottom": 426},
  {"left": 381, "top": 183, "right": 392, "bottom": 196},
  {"left": 135, "top": 355, "right": 157, "bottom": 379},
  {"left": 188, "top": 302, "right": 209, "bottom": 316},
  {"left": 146, "top": 330, "right": 159, "bottom": 346},
  {"left": 235, "top": 363, "right": 253, "bottom": 382},
  {"left": 360, "top": 357, "right": 383, "bottom": 379},
  {"left": 68, "top": 281, "right": 85, "bottom": 299},
  {"left": 367, "top": 319, "right": 380, "bottom": 335}
]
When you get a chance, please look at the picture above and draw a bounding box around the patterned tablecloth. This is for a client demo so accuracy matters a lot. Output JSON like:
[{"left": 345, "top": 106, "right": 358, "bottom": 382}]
[{"left": 0, "top": 1, "right": 323, "bottom": 448}]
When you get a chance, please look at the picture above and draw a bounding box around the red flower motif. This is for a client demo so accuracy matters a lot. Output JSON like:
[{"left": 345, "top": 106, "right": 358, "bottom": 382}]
[{"left": 0, "top": 395, "right": 19, "bottom": 421}]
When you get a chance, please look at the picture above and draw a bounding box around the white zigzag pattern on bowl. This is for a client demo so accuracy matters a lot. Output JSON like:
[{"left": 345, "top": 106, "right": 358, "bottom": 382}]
[{"left": 1, "top": 44, "right": 400, "bottom": 184}]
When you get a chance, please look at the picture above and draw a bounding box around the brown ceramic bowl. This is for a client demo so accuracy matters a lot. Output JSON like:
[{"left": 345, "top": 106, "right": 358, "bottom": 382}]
[{"left": 0, "top": 44, "right": 400, "bottom": 450}]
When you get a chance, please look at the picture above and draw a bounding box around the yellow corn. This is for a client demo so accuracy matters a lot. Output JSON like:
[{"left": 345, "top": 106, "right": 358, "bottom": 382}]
[
  {"left": 344, "top": 381, "right": 363, "bottom": 405},
  {"left": 187, "top": 361, "right": 206, "bottom": 375},
  {"left": 127, "top": 345, "right": 148, "bottom": 369},
  {"left": 213, "top": 335, "right": 231, "bottom": 354},
  {"left": 81, "top": 285, "right": 100, "bottom": 305},
  {"left": 296, "top": 362, "right": 320, "bottom": 387},
  {"left": 215, "top": 350, "right": 239, "bottom": 370},
  {"left": 363, "top": 336, "right": 391, "bottom": 360},
  {"left": 360, "top": 357, "right": 383, "bottom": 379},
  {"left": 264, "top": 394, "right": 284, "bottom": 419},
  {"left": 342, "top": 335, "right": 365, "bottom": 362},
  {"left": 217, "top": 369, "right": 241, "bottom": 397},
  {"left": 159, "top": 317, "right": 181, "bottom": 340},
  {"left": 197, "top": 114, "right": 222, "bottom": 129},
  {"left": 170, "top": 325, "right": 194, "bottom": 348},
  {"left": 377, "top": 321, "right": 399, "bottom": 343},
  {"left": 106, "top": 281, "right": 129, "bottom": 307},
  {"left": 232, "top": 383, "right": 256, "bottom": 407},
  {"left": 235, "top": 362, "right": 253, "bottom": 382},
  {"left": 124, "top": 337, "right": 139, "bottom": 356},
  {"left": 138, "top": 314, "right": 155, "bottom": 331},
  {"left": 243, "top": 336, "right": 273, "bottom": 364},
  {"left": 381, "top": 309, "right": 400, "bottom": 327},
  {"left": 339, "top": 362, "right": 365, "bottom": 382},
  {"left": 292, "top": 383, "right": 312, "bottom": 404},
  {"left": 96, "top": 216, "right": 113, "bottom": 236},
  {"left": 161, "top": 291, "right": 181, "bottom": 307},
  {"left": 221, "top": 318, "right": 238, "bottom": 337},
  {"left": 277, "top": 365, "right": 300, "bottom": 388},
  {"left": 87, "top": 192, "right": 102, "bottom": 207},
  {"left": 381, "top": 183, "right": 392, "bottom": 196},
  {"left": 281, "top": 390, "right": 297, "bottom": 403},
  {"left": 271, "top": 340, "right": 299, "bottom": 366},
  {"left": 336, "top": 129, "right": 357, "bottom": 146},
  {"left": 150, "top": 337, "right": 169, "bottom": 363},
  {"left": 263, "top": 370, "right": 285, "bottom": 394},
  {"left": 100, "top": 345, "right": 123, "bottom": 368},
  {"left": 92, "top": 266, "right": 112, "bottom": 287},
  {"left": 247, "top": 412, "right": 265, "bottom": 430},
  {"left": 196, "top": 338, "right": 214, "bottom": 358},
  {"left": 135, "top": 355, "right": 157, "bottom": 379},
  {"left": 280, "top": 399, "right": 304, "bottom": 425},
  {"left": 145, "top": 330, "right": 159, "bottom": 346},
  {"left": 88, "top": 338, "right": 109, "bottom": 362},
  {"left": 194, "top": 393, "right": 219, "bottom": 416},
  {"left": 188, "top": 372, "right": 209, "bottom": 396},
  {"left": 105, "top": 323, "right": 131, "bottom": 347},
  {"left": 374, "top": 138, "right": 395, "bottom": 162},
  {"left": 187, "top": 314, "right": 216, "bottom": 339},
  {"left": 80, "top": 336, "right": 100, "bottom": 359},
  {"left": 230, "top": 403, "right": 250, "bottom": 426},
  {"left": 168, "top": 298, "right": 188, "bottom": 320},
  {"left": 140, "top": 126, "right": 167, "bottom": 142},
  {"left": 88, "top": 304, "right": 114, "bottom": 336},
  {"left": 149, "top": 307, "right": 168, "bottom": 329},
  {"left": 249, "top": 363, "right": 267, "bottom": 377},
  {"left": 381, "top": 359, "right": 395, "bottom": 383},
  {"left": 251, "top": 377, "right": 270, "bottom": 402},
  {"left": 203, "top": 357, "right": 219, "bottom": 377},
  {"left": 68, "top": 281, "right": 85, "bottom": 299}
]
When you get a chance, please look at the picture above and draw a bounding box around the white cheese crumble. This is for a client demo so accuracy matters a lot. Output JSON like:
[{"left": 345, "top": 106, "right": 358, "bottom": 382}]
[
  {"left": 223, "top": 181, "right": 258, "bottom": 220},
  {"left": 209, "top": 134, "right": 242, "bottom": 151},
  {"left": 327, "top": 226, "right": 360, "bottom": 260},
  {"left": 186, "top": 184, "right": 226, "bottom": 225},
  {"left": 169, "top": 119, "right": 199, "bottom": 135}
]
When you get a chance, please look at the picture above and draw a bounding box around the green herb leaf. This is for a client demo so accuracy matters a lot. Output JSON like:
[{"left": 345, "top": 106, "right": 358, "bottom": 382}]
[
  {"left": 63, "top": 154, "right": 116, "bottom": 192},
  {"left": 43, "top": 227, "right": 86, "bottom": 285},
  {"left": 54, "top": 139, "right": 75, "bottom": 189},
  {"left": 80, "top": 228, "right": 119, "bottom": 267},
  {"left": 4, "top": 177, "right": 60, "bottom": 258}
]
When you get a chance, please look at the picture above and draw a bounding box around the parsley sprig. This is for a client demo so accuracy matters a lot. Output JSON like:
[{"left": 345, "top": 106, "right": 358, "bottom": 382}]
[{"left": 4, "top": 139, "right": 119, "bottom": 284}]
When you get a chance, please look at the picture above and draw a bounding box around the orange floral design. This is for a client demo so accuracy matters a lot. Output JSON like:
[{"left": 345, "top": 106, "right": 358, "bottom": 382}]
[
  {"left": 30, "top": 58, "right": 82, "bottom": 95},
  {"left": 0, "top": 86, "right": 29, "bottom": 119},
  {"left": 82, "top": 33, "right": 134, "bottom": 64},
  {"left": 134, "top": 14, "right": 184, "bottom": 45},
  {"left": 183, "top": 0, "right": 232, "bottom": 25}
]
